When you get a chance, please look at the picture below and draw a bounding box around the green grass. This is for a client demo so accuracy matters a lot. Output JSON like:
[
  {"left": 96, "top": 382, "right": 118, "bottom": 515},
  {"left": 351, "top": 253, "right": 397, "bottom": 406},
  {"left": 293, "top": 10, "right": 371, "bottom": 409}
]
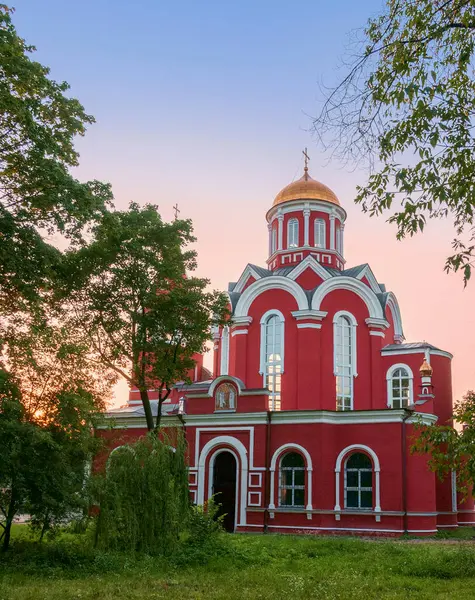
[{"left": 2, "top": 527, "right": 475, "bottom": 599}]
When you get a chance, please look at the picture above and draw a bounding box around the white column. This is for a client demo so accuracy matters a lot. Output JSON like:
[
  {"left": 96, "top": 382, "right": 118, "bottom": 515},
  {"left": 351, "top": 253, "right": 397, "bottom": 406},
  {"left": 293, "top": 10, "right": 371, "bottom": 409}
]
[
  {"left": 334, "top": 468, "right": 341, "bottom": 511},
  {"left": 306, "top": 467, "right": 313, "bottom": 510},
  {"left": 340, "top": 223, "right": 345, "bottom": 257},
  {"left": 330, "top": 214, "right": 336, "bottom": 250},
  {"left": 303, "top": 207, "right": 310, "bottom": 246},
  {"left": 267, "top": 222, "right": 272, "bottom": 256},
  {"left": 269, "top": 467, "right": 276, "bottom": 509},
  {"left": 277, "top": 214, "right": 284, "bottom": 250},
  {"left": 375, "top": 469, "right": 381, "bottom": 512}
]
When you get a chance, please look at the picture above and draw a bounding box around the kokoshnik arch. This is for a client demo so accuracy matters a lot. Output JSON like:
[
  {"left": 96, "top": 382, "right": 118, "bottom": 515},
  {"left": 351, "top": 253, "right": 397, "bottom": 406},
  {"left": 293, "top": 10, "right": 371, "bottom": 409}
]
[{"left": 98, "top": 159, "right": 474, "bottom": 536}]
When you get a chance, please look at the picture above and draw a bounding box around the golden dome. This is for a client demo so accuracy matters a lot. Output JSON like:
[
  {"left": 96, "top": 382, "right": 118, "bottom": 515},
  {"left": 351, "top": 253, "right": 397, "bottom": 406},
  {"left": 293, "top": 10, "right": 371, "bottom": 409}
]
[
  {"left": 419, "top": 358, "right": 433, "bottom": 377},
  {"left": 273, "top": 168, "right": 340, "bottom": 207}
]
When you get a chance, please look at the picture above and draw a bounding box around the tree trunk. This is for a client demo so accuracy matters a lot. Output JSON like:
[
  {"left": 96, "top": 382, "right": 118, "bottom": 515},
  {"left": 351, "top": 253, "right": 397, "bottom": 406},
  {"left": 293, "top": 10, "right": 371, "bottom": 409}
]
[
  {"left": 2, "top": 498, "right": 17, "bottom": 552},
  {"left": 140, "top": 388, "right": 155, "bottom": 431},
  {"left": 39, "top": 511, "right": 50, "bottom": 542}
]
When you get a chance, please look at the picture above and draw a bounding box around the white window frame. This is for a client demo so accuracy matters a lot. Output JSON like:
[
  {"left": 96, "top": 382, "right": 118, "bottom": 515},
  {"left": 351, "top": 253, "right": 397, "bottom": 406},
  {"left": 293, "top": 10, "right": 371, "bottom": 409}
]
[
  {"left": 333, "top": 310, "right": 357, "bottom": 411},
  {"left": 386, "top": 363, "right": 414, "bottom": 408},
  {"left": 278, "top": 452, "right": 306, "bottom": 508},
  {"left": 220, "top": 326, "right": 230, "bottom": 376},
  {"left": 287, "top": 218, "right": 299, "bottom": 248},
  {"left": 260, "top": 309, "right": 285, "bottom": 411},
  {"left": 314, "top": 218, "right": 326, "bottom": 248},
  {"left": 344, "top": 453, "right": 373, "bottom": 510},
  {"left": 269, "top": 443, "right": 313, "bottom": 511}
]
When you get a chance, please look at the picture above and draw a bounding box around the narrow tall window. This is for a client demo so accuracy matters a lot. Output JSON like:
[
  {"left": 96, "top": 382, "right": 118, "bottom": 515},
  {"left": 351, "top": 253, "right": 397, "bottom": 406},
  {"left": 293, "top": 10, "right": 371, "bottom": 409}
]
[
  {"left": 314, "top": 218, "right": 326, "bottom": 248},
  {"left": 334, "top": 314, "right": 354, "bottom": 411},
  {"left": 345, "top": 453, "right": 373, "bottom": 509},
  {"left": 264, "top": 314, "right": 283, "bottom": 411},
  {"left": 388, "top": 367, "right": 412, "bottom": 408},
  {"left": 271, "top": 227, "right": 277, "bottom": 254},
  {"left": 287, "top": 218, "right": 299, "bottom": 248},
  {"left": 279, "top": 452, "right": 305, "bottom": 507}
]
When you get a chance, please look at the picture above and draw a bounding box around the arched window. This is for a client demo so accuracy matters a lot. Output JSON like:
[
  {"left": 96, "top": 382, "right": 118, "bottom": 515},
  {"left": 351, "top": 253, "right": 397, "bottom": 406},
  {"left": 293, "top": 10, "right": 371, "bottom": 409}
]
[
  {"left": 334, "top": 312, "right": 356, "bottom": 411},
  {"left": 271, "top": 226, "right": 277, "bottom": 254},
  {"left": 345, "top": 453, "right": 373, "bottom": 509},
  {"left": 279, "top": 452, "right": 305, "bottom": 507},
  {"left": 314, "top": 218, "right": 326, "bottom": 248},
  {"left": 261, "top": 312, "right": 284, "bottom": 411},
  {"left": 287, "top": 218, "right": 299, "bottom": 248},
  {"left": 215, "top": 383, "right": 236, "bottom": 411},
  {"left": 387, "top": 365, "right": 413, "bottom": 408}
]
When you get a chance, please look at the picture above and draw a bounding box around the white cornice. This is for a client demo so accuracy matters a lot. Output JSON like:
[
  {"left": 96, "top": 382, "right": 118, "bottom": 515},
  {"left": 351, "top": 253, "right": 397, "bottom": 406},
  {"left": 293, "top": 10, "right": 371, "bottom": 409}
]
[
  {"left": 382, "top": 347, "right": 453, "bottom": 360},
  {"left": 287, "top": 255, "right": 332, "bottom": 281},
  {"left": 355, "top": 265, "right": 382, "bottom": 294},
  {"left": 266, "top": 199, "right": 346, "bottom": 223},
  {"left": 99, "top": 408, "right": 437, "bottom": 428},
  {"left": 292, "top": 309, "right": 328, "bottom": 321}
]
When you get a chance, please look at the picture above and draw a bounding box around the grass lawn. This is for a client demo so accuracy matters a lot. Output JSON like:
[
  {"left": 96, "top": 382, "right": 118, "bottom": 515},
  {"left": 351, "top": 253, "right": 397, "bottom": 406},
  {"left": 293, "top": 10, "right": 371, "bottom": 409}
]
[{"left": 2, "top": 526, "right": 475, "bottom": 599}]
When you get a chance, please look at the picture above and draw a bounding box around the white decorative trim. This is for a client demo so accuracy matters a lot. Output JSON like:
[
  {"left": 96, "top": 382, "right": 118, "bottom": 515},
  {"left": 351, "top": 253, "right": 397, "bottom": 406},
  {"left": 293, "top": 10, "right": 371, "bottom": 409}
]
[
  {"left": 208, "top": 447, "right": 240, "bottom": 529},
  {"left": 356, "top": 265, "right": 382, "bottom": 295},
  {"left": 249, "top": 472, "right": 262, "bottom": 488},
  {"left": 193, "top": 427, "right": 262, "bottom": 472},
  {"left": 190, "top": 489, "right": 198, "bottom": 504},
  {"left": 365, "top": 317, "right": 389, "bottom": 330},
  {"left": 269, "top": 443, "right": 313, "bottom": 511},
  {"left": 234, "top": 276, "right": 309, "bottom": 317},
  {"left": 231, "top": 316, "right": 253, "bottom": 327},
  {"left": 370, "top": 331, "right": 385, "bottom": 337},
  {"left": 386, "top": 363, "right": 414, "bottom": 408},
  {"left": 312, "top": 277, "right": 384, "bottom": 319},
  {"left": 297, "top": 323, "right": 322, "bottom": 329},
  {"left": 233, "top": 265, "right": 262, "bottom": 294},
  {"left": 231, "top": 329, "right": 248, "bottom": 337},
  {"left": 334, "top": 444, "right": 381, "bottom": 514},
  {"left": 266, "top": 199, "right": 347, "bottom": 224},
  {"left": 267, "top": 525, "right": 405, "bottom": 533},
  {"left": 303, "top": 207, "right": 310, "bottom": 246},
  {"left": 277, "top": 214, "right": 284, "bottom": 251},
  {"left": 197, "top": 436, "right": 248, "bottom": 526},
  {"left": 330, "top": 214, "right": 336, "bottom": 250},
  {"left": 287, "top": 255, "right": 331, "bottom": 282},
  {"left": 385, "top": 292, "right": 405, "bottom": 342},
  {"left": 248, "top": 491, "right": 261, "bottom": 506},
  {"left": 381, "top": 347, "right": 453, "bottom": 360},
  {"left": 292, "top": 309, "right": 328, "bottom": 321},
  {"left": 189, "top": 471, "right": 197, "bottom": 486}
]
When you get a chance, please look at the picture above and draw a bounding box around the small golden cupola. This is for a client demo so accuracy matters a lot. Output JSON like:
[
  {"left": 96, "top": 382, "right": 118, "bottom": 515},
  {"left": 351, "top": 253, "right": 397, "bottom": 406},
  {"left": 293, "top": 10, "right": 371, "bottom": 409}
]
[{"left": 419, "top": 358, "right": 433, "bottom": 378}]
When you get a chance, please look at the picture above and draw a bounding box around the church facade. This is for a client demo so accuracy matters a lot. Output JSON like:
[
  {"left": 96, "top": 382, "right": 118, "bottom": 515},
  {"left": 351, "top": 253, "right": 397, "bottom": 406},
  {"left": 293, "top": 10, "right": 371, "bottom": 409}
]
[{"left": 103, "top": 162, "right": 474, "bottom": 536}]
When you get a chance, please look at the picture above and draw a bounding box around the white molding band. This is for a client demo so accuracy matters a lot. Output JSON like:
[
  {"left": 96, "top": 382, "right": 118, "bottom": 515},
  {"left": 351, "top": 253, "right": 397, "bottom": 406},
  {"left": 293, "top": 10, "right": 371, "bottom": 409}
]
[
  {"left": 312, "top": 277, "right": 384, "bottom": 319},
  {"left": 234, "top": 276, "right": 309, "bottom": 317},
  {"left": 297, "top": 323, "right": 322, "bottom": 329},
  {"left": 269, "top": 443, "right": 313, "bottom": 511}
]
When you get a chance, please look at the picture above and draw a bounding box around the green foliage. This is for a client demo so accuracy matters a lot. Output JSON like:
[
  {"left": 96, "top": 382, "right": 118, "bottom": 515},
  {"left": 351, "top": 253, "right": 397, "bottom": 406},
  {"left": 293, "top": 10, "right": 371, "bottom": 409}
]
[
  {"left": 412, "top": 390, "right": 475, "bottom": 497},
  {"left": 314, "top": 0, "right": 475, "bottom": 282},
  {"left": 62, "top": 202, "right": 229, "bottom": 430},
  {"left": 93, "top": 432, "right": 190, "bottom": 555},
  {"left": 0, "top": 5, "right": 112, "bottom": 308}
]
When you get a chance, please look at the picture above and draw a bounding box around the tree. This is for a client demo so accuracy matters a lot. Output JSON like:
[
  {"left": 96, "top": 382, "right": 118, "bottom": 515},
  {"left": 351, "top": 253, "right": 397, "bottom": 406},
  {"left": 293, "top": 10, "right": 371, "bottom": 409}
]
[
  {"left": 313, "top": 0, "right": 475, "bottom": 282},
  {"left": 0, "top": 320, "right": 115, "bottom": 551},
  {"left": 93, "top": 432, "right": 189, "bottom": 554},
  {"left": 62, "top": 203, "right": 229, "bottom": 431},
  {"left": 412, "top": 390, "right": 475, "bottom": 498},
  {"left": 0, "top": 5, "right": 112, "bottom": 310}
]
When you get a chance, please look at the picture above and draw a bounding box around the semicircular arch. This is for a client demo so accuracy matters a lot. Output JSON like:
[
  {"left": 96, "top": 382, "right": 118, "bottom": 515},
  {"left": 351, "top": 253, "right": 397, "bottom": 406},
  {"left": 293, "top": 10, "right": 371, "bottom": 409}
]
[
  {"left": 234, "top": 276, "right": 308, "bottom": 317},
  {"left": 311, "top": 277, "right": 384, "bottom": 319}
]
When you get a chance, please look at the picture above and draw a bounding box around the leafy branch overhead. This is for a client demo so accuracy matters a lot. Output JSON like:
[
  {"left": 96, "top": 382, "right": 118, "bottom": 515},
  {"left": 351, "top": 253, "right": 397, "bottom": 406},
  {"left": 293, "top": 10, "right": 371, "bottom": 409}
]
[
  {"left": 313, "top": 0, "right": 475, "bottom": 282},
  {"left": 0, "top": 5, "right": 112, "bottom": 309}
]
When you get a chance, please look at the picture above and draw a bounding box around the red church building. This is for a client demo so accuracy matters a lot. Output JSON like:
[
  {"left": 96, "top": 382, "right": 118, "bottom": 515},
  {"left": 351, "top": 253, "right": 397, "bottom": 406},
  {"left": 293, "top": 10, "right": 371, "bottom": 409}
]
[{"left": 103, "top": 161, "right": 474, "bottom": 536}]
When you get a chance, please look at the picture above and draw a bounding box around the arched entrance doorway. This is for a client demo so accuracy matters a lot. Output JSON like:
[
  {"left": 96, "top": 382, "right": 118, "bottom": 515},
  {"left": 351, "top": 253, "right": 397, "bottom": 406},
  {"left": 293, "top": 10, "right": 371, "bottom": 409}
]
[{"left": 212, "top": 451, "right": 237, "bottom": 532}]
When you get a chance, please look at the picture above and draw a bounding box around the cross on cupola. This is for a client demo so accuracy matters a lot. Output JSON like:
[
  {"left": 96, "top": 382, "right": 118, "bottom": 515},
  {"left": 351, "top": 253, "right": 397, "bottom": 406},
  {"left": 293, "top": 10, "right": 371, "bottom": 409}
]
[
  {"left": 173, "top": 203, "right": 180, "bottom": 220},
  {"left": 302, "top": 147, "right": 310, "bottom": 180}
]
